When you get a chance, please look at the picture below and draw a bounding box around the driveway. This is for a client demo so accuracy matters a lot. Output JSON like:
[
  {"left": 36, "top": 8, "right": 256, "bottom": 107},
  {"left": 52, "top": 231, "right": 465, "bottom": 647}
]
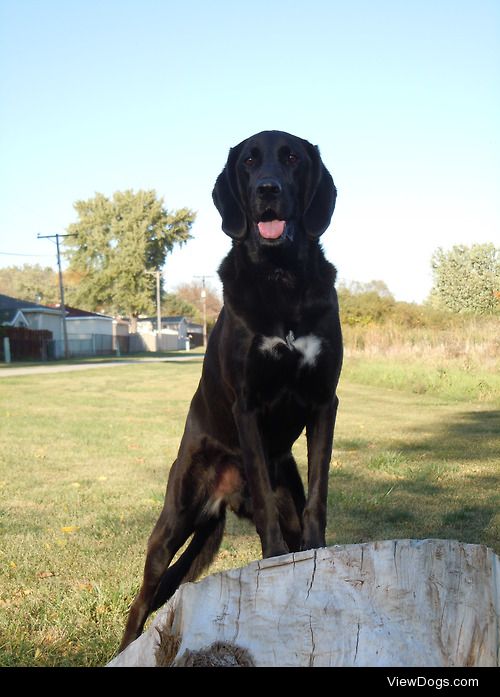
[{"left": 0, "top": 356, "right": 203, "bottom": 377}]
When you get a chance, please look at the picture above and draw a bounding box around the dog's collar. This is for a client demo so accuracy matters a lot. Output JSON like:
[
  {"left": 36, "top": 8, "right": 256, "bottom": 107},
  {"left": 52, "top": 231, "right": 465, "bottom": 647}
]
[{"left": 285, "top": 330, "right": 295, "bottom": 349}]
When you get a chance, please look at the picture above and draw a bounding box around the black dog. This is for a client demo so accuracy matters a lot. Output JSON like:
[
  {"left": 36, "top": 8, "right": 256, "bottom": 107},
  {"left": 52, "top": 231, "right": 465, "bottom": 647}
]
[{"left": 120, "top": 130, "right": 343, "bottom": 651}]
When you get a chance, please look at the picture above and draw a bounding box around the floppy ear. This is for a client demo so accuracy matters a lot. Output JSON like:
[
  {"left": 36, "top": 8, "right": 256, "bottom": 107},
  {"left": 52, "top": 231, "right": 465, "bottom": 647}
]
[
  {"left": 302, "top": 144, "right": 337, "bottom": 239},
  {"left": 212, "top": 145, "right": 247, "bottom": 240}
]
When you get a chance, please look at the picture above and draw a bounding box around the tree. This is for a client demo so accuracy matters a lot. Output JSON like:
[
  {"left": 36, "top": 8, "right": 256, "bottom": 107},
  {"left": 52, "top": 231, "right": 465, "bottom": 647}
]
[
  {"left": 430, "top": 243, "right": 500, "bottom": 315},
  {"left": 337, "top": 280, "right": 396, "bottom": 326},
  {"left": 175, "top": 281, "right": 222, "bottom": 328},
  {"left": 162, "top": 292, "right": 198, "bottom": 319},
  {"left": 110, "top": 541, "right": 499, "bottom": 667},
  {"left": 344, "top": 279, "right": 394, "bottom": 299},
  {"left": 0, "top": 264, "right": 60, "bottom": 304},
  {"left": 64, "top": 190, "right": 195, "bottom": 328}
]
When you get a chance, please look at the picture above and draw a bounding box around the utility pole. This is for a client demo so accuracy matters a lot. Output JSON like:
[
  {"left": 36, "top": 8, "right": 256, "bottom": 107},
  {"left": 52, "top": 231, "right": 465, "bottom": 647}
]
[
  {"left": 194, "top": 275, "right": 213, "bottom": 348},
  {"left": 156, "top": 271, "right": 161, "bottom": 339},
  {"left": 145, "top": 269, "right": 162, "bottom": 345},
  {"left": 37, "top": 233, "right": 75, "bottom": 359}
]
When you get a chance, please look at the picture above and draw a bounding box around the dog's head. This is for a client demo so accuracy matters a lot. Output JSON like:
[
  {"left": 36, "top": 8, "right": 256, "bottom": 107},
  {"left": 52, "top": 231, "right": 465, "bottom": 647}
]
[{"left": 212, "top": 130, "right": 336, "bottom": 245}]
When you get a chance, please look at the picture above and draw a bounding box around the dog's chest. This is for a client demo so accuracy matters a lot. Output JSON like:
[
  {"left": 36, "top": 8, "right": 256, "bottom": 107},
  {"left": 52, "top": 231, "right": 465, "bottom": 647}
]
[
  {"left": 259, "top": 331, "right": 322, "bottom": 368},
  {"left": 245, "top": 328, "right": 333, "bottom": 409}
]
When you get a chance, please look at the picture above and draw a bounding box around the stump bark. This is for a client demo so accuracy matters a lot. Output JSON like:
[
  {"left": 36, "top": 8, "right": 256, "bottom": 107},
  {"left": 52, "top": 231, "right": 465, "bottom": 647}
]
[{"left": 108, "top": 539, "right": 500, "bottom": 667}]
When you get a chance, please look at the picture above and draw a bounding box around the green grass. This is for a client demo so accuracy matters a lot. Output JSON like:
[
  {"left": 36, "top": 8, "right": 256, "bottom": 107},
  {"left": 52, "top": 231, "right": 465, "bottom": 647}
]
[
  {"left": 0, "top": 357, "right": 499, "bottom": 666},
  {"left": 345, "top": 355, "right": 500, "bottom": 404}
]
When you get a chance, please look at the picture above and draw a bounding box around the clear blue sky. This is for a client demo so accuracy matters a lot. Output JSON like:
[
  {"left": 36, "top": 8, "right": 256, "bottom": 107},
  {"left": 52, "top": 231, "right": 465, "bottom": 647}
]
[{"left": 0, "top": 0, "right": 498, "bottom": 302}]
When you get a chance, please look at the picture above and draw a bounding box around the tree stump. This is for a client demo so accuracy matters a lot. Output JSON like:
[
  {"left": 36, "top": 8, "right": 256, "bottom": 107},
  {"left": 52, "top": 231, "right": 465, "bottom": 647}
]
[{"left": 108, "top": 539, "right": 500, "bottom": 667}]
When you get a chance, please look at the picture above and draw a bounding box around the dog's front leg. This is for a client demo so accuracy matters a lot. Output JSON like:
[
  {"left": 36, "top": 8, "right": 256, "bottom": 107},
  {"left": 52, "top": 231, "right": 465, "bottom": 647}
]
[
  {"left": 233, "top": 403, "right": 288, "bottom": 558},
  {"left": 302, "top": 396, "right": 339, "bottom": 551}
]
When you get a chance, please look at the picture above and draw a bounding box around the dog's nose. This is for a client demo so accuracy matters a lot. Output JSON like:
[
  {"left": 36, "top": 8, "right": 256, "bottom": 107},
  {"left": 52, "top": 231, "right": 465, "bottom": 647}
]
[{"left": 256, "top": 178, "right": 282, "bottom": 197}]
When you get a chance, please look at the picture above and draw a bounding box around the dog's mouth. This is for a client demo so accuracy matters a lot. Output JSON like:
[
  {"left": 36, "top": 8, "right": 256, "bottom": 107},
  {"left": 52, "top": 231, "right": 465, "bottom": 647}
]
[
  {"left": 258, "top": 220, "right": 286, "bottom": 239},
  {"left": 256, "top": 209, "right": 288, "bottom": 240}
]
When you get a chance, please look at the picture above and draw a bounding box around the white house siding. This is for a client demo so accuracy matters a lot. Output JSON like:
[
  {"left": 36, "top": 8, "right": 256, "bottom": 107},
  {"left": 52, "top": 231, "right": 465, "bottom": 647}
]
[
  {"left": 113, "top": 319, "right": 129, "bottom": 337},
  {"left": 129, "top": 331, "right": 183, "bottom": 352},
  {"left": 66, "top": 317, "right": 113, "bottom": 335},
  {"left": 23, "top": 311, "right": 63, "bottom": 341}
]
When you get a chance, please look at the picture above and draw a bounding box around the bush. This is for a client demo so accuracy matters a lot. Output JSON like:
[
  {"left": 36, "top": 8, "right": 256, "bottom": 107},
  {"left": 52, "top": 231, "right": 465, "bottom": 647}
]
[
  {"left": 430, "top": 243, "right": 500, "bottom": 315},
  {"left": 337, "top": 281, "right": 451, "bottom": 329}
]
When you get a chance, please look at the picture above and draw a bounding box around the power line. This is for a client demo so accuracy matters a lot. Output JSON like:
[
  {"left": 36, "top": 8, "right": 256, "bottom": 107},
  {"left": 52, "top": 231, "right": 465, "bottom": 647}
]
[{"left": 0, "top": 251, "right": 54, "bottom": 257}]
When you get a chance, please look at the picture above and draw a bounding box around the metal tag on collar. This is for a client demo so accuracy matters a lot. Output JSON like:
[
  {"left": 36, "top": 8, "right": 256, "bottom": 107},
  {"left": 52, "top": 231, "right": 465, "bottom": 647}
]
[{"left": 286, "top": 330, "right": 295, "bottom": 350}]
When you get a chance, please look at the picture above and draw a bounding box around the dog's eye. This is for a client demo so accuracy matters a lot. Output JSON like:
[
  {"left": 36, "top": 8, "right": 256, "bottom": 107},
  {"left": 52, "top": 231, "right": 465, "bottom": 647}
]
[
  {"left": 287, "top": 153, "right": 299, "bottom": 165},
  {"left": 244, "top": 149, "right": 260, "bottom": 167}
]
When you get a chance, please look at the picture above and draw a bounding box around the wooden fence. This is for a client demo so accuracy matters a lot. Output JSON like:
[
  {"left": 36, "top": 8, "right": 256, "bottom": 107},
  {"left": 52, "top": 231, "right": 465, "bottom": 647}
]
[{"left": 0, "top": 326, "right": 53, "bottom": 361}]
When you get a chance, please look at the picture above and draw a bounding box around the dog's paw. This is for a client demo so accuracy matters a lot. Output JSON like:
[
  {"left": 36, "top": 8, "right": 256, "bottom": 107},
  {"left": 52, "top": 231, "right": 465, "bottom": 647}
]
[{"left": 262, "top": 542, "right": 289, "bottom": 559}]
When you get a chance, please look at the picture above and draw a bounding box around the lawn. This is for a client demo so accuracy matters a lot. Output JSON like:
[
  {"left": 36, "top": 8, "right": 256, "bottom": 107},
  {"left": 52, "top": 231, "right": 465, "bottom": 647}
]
[{"left": 0, "top": 357, "right": 498, "bottom": 666}]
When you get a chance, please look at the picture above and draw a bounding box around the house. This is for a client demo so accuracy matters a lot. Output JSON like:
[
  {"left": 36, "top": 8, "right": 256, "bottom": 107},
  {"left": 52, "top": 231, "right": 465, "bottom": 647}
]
[
  {"left": 135, "top": 315, "right": 192, "bottom": 350},
  {"left": 186, "top": 320, "right": 204, "bottom": 348},
  {"left": 0, "top": 293, "right": 63, "bottom": 339},
  {"left": 0, "top": 307, "right": 30, "bottom": 328},
  {"left": 0, "top": 294, "right": 132, "bottom": 358},
  {"left": 0, "top": 293, "right": 64, "bottom": 360},
  {"left": 49, "top": 305, "right": 130, "bottom": 356}
]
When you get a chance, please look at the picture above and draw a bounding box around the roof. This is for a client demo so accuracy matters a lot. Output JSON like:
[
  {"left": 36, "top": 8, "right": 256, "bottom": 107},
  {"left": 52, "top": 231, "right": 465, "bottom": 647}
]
[
  {"left": 0, "top": 293, "right": 62, "bottom": 315},
  {"left": 160, "top": 315, "right": 187, "bottom": 324},
  {"left": 138, "top": 315, "right": 188, "bottom": 324},
  {"left": 0, "top": 309, "right": 22, "bottom": 325},
  {"left": 49, "top": 304, "right": 114, "bottom": 320}
]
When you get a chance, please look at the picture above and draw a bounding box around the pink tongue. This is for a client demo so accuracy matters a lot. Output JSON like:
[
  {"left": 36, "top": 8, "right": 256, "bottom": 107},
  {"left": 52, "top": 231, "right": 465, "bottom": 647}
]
[{"left": 257, "top": 220, "right": 286, "bottom": 239}]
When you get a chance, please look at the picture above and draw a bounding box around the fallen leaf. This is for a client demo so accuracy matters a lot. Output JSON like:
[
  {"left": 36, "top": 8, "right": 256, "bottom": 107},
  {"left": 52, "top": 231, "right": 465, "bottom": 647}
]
[{"left": 37, "top": 571, "right": 56, "bottom": 579}]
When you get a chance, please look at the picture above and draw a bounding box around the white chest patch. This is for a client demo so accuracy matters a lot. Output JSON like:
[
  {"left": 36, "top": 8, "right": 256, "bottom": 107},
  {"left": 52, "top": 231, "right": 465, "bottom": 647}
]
[
  {"left": 259, "top": 335, "right": 287, "bottom": 355},
  {"left": 293, "top": 334, "right": 322, "bottom": 367},
  {"left": 259, "top": 332, "right": 322, "bottom": 367}
]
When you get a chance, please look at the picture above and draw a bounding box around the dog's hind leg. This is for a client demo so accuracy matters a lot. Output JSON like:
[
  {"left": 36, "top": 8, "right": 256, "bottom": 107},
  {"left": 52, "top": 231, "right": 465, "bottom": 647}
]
[
  {"left": 120, "top": 436, "right": 242, "bottom": 652},
  {"left": 119, "top": 506, "right": 226, "bottom": 652},
  {"left": 119, "top": 444, "right": 234, "bottom": 652},
  {"left": 119, "top": 506, "right": 194, "bottom": 652},
  {"left": 150, "top": 510, "right": 226, "bottom": 612}
]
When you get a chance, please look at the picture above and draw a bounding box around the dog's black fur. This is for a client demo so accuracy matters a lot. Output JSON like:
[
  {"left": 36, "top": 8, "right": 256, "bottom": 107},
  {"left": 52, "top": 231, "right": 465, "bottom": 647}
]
[{"left": 120, "top": 130, "right": 343, "bottom": 651}]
